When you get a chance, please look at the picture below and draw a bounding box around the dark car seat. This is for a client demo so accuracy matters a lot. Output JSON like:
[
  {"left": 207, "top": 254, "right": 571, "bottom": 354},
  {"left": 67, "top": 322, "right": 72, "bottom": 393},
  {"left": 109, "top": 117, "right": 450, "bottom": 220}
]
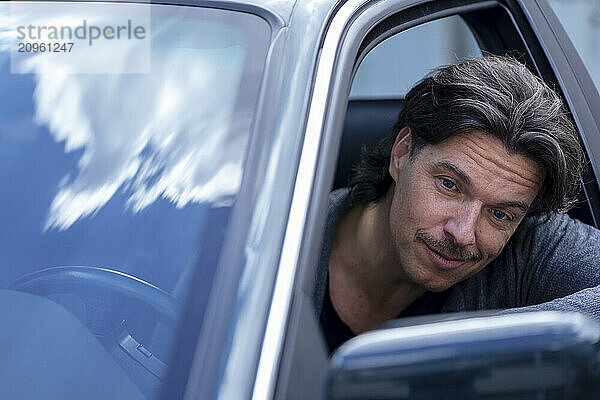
[{"left": 334, "top": 99, "right": 404, "bottom": 189}]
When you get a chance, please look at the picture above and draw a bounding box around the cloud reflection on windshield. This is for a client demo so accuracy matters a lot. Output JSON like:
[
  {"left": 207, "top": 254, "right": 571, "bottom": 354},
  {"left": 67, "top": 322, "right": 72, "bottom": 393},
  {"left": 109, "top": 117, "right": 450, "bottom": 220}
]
[{"left": 4, "top": 8, "right": 248, "bottom": 231}]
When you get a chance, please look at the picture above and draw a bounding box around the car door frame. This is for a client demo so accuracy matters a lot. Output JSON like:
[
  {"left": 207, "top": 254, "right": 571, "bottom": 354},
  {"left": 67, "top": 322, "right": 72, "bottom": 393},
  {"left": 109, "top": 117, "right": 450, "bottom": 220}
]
[
  {"left": 252, "top": 1, "right": 600, "bottom": 399},
  {"left": 516, "top": 0, "right": 600, "bottom": 225}
]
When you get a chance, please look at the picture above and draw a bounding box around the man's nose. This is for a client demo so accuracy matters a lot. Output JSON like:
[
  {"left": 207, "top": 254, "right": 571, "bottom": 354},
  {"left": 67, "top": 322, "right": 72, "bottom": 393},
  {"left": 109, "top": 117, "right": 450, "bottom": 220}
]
[{"left": 443, "top": 203, "right": 480, "bottom": 247}]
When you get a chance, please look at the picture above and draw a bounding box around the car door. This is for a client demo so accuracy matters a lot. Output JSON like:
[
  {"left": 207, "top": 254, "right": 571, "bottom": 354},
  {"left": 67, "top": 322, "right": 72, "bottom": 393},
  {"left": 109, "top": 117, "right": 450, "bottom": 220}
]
[{"left": 256, "top": 1, "right": 600, "bottom": 399}]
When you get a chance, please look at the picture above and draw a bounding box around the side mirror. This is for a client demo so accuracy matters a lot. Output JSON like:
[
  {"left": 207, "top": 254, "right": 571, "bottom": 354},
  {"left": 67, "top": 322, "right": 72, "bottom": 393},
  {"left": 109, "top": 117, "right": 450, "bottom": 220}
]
[{"left": 327, "top": 312, "right": 600, "bottom": 400}]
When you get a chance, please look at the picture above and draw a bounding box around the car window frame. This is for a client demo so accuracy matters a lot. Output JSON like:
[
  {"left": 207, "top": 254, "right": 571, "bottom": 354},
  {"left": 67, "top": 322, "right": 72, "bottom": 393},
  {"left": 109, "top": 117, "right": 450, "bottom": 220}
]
[
  {"left": 515, "top": 0, "right": 600, "bottom": 226},
  {"left": 269, "top": 1, "right": 600, "bottom": 399},
  {"left": 152, "top": 2, "right": 288, "bottom": 400}
]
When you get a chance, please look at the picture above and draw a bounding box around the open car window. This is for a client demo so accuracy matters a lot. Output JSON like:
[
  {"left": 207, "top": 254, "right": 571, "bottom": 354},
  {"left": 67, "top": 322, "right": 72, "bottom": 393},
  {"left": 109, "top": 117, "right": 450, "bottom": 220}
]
[
  {"left": 350, "top": 15, "right": 482, "bottom": 100},
  {"left": 335, "top": 16, "right": 482, "bottom": 190}
]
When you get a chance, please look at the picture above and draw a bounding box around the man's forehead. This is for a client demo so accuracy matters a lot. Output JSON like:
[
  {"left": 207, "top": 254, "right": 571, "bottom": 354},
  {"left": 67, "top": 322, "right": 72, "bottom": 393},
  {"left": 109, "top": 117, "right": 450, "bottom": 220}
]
[{"left": 418, "top": 131, "right": 544, "bottom": 202}]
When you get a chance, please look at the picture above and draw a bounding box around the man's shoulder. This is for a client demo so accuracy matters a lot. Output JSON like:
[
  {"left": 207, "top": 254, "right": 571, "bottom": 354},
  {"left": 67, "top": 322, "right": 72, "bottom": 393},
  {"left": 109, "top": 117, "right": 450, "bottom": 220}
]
[
  {"left": 328, "top": 187, "right": 352, "bottom": 216},
  {"left": 450, "top": 212, "right": 600, "bottom": 312},
  {"left": 511, "top": 212, "right": 600, "bottom": 251},
  {"left": 313, "top": 187, "right": 352, "bottom": 318},
  {"left": 495, "top": 211, "right": 600, "bottom": 288}
]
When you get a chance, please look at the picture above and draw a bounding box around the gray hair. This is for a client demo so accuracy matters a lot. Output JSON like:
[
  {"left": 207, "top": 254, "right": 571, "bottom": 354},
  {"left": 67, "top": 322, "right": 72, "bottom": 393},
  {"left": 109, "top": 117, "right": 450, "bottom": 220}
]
[{"left": 349, "top": 55, "right": 584, "bottom": 216}]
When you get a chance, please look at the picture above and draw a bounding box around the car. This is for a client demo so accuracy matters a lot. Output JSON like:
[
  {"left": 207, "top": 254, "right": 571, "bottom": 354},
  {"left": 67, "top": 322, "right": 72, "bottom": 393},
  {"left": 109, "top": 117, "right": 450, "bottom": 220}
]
[{"left": 1, "top": 0, "right": 600, "bottom": 399}]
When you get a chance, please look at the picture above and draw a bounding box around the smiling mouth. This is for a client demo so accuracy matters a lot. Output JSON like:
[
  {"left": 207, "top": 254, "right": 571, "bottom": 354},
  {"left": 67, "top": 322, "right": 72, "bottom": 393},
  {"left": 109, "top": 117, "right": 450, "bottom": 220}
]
[{"left": 422, "top": 242, "right": 468, "bottom": 269}]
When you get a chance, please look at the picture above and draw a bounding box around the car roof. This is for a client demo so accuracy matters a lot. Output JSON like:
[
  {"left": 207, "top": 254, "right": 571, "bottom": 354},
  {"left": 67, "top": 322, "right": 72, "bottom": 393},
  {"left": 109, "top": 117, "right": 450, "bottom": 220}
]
[
  {"left": 134, "top": 0, "right": 340, "bottom": 26},
  {"left": 186, "top": 0, "right": 339, "bottom": 24}
]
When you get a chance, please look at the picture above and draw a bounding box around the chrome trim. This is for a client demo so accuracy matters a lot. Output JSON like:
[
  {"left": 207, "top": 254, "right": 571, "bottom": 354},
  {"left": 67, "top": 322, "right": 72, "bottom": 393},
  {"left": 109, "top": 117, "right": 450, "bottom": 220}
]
[
  {"left": 250, "top": 0, "right": 370, "bottom": 399},
  {"left": 335, "top": 311, "right": 600, "bottom": 358}
]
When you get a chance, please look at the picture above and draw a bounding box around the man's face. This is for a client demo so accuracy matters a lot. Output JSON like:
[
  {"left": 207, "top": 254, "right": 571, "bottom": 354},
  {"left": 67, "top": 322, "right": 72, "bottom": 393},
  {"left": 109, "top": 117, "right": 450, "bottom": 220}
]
[{"left": 388, "top": 128, "right": 544, "bottom": 292}]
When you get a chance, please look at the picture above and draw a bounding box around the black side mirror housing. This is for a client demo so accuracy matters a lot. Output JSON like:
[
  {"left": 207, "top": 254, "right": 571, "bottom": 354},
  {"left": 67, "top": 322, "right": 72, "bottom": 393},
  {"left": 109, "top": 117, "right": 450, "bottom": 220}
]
[{"left": 327, "top": 312, "right": 600, "bottom": 400}]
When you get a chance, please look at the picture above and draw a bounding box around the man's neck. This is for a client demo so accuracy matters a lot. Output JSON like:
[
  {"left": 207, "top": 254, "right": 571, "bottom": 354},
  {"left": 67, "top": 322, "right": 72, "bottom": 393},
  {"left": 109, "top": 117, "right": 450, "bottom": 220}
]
[{"left": 328, "top": 189, "right": 426, "bottom": 334}]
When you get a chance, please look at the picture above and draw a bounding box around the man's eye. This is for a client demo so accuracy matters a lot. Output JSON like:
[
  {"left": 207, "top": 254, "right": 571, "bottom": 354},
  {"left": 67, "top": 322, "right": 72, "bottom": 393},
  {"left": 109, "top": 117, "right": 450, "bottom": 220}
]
[
  {"left": 492, "top": 209, "right": 510, "bottom": 220},
  {"left": 440, "top": 178, "right": 456, "bottom": 190}
]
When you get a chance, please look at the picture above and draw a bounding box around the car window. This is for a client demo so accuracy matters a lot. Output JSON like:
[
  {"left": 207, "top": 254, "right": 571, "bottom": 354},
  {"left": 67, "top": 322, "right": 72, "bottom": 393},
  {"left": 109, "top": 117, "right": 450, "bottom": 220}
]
[
  {"left": 335, "top": 16, "right": 482, "bottom": 189},
  {"left": 350, "top": 15, "right": 482, "bottom": 100},
  {"left": 0, "top": 2, "right": 270, "bottom": 399},
  {"left": 547, "top": 0, "right": 600, "bottom": 96}
]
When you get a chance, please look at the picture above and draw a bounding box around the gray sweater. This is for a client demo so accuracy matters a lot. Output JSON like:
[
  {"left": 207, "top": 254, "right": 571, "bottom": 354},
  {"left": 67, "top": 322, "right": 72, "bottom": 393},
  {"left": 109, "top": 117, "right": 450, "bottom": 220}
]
[{"left": 313, "top": 188, "right": 600, "bottom": 322}]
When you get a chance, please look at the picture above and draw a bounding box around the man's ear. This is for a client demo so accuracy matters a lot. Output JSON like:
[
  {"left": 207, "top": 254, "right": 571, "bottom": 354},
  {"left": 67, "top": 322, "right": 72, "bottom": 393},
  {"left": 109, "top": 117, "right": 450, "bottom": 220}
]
[{"left": 389, "top": 127, "right": 412, "bottom": 182}]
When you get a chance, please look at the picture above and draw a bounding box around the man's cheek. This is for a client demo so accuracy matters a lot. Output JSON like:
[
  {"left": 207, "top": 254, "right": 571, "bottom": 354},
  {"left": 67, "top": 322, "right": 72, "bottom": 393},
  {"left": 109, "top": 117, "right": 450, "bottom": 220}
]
[
  {"left": 481, "top": 243, "right": 505, "bottom": 262},
  {"left": 408, "top": 184, "right": 437, "bottom": 211},
  {"left": 492, "top": 243, "right": 506, "bottom": 259},
  {"left": 492, "top": 231, "right": 514, "bottom": 258}
]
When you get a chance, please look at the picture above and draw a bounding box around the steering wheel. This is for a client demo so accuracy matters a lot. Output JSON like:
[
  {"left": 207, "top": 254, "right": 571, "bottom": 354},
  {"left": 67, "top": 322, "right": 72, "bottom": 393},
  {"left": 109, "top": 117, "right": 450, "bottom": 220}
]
[{"left": 9, "top": 266, "right": 180, "bottom": 385}]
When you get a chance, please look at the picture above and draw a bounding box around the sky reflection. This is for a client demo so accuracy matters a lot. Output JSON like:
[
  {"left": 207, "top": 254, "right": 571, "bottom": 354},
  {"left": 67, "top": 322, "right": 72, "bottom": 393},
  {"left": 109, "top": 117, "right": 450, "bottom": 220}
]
[{"left": 2, "top": 4, "right": 249, "bottom": 231}]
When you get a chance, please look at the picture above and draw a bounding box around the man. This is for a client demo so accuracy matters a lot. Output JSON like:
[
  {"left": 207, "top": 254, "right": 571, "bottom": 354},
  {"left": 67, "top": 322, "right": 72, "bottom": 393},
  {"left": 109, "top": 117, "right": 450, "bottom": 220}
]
[{"left": 314, "top": 55, "right": 600, "bottom": 353}]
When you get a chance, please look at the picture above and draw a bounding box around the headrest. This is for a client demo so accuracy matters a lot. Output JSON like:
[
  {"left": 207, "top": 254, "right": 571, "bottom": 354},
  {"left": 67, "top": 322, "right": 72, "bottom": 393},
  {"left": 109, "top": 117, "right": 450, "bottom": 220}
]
[{"left": 334, "top": 99, "right": 404, "bottom": 189}]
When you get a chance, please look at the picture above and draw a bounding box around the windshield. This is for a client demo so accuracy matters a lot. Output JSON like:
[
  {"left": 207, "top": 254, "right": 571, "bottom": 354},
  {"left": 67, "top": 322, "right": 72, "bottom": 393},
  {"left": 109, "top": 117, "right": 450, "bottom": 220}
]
[{"left": 0, "top": 2, "right": 270, "bottom": 399}]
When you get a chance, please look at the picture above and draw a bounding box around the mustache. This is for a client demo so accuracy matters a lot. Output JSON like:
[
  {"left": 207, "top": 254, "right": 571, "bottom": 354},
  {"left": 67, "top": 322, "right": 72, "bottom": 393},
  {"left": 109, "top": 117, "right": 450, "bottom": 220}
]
[{"left": 415, "top": 231, "right": 482, "bottom": 263}]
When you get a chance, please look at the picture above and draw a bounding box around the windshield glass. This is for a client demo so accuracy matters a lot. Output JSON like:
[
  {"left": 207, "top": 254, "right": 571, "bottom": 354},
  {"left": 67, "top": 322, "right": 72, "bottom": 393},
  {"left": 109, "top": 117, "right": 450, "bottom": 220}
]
[{"left": 0, "top": 2, "right": 270, "bottom": 399}]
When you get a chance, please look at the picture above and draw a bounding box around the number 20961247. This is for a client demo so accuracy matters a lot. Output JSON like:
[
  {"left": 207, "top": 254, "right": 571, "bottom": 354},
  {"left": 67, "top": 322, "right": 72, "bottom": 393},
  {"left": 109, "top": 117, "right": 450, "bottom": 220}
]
[{"left": 18, "top": 42, "right": 74, "bottom": 52}]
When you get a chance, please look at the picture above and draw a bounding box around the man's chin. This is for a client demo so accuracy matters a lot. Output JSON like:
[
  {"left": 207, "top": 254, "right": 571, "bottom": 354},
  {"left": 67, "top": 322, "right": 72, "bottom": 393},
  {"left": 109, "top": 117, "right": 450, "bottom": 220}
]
[
  {"left": 422, "top": 281, "right": 454, "bottom": 292},
  {"left": 417, "top": 265, "right": 486, "bottom": 292},
  {"left": 415, "top": 272, "right": 459, "bottom": 292}
]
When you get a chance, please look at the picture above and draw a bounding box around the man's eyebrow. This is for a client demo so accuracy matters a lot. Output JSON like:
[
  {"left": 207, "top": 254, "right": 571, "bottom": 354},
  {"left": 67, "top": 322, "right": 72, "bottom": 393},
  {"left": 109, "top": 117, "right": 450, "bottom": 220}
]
[
  {"left": 493, "top": 200, "right": 529, "bottom": 213},
  {"left": 436, "top": 161, "right": 471, "bottom": 186}
]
